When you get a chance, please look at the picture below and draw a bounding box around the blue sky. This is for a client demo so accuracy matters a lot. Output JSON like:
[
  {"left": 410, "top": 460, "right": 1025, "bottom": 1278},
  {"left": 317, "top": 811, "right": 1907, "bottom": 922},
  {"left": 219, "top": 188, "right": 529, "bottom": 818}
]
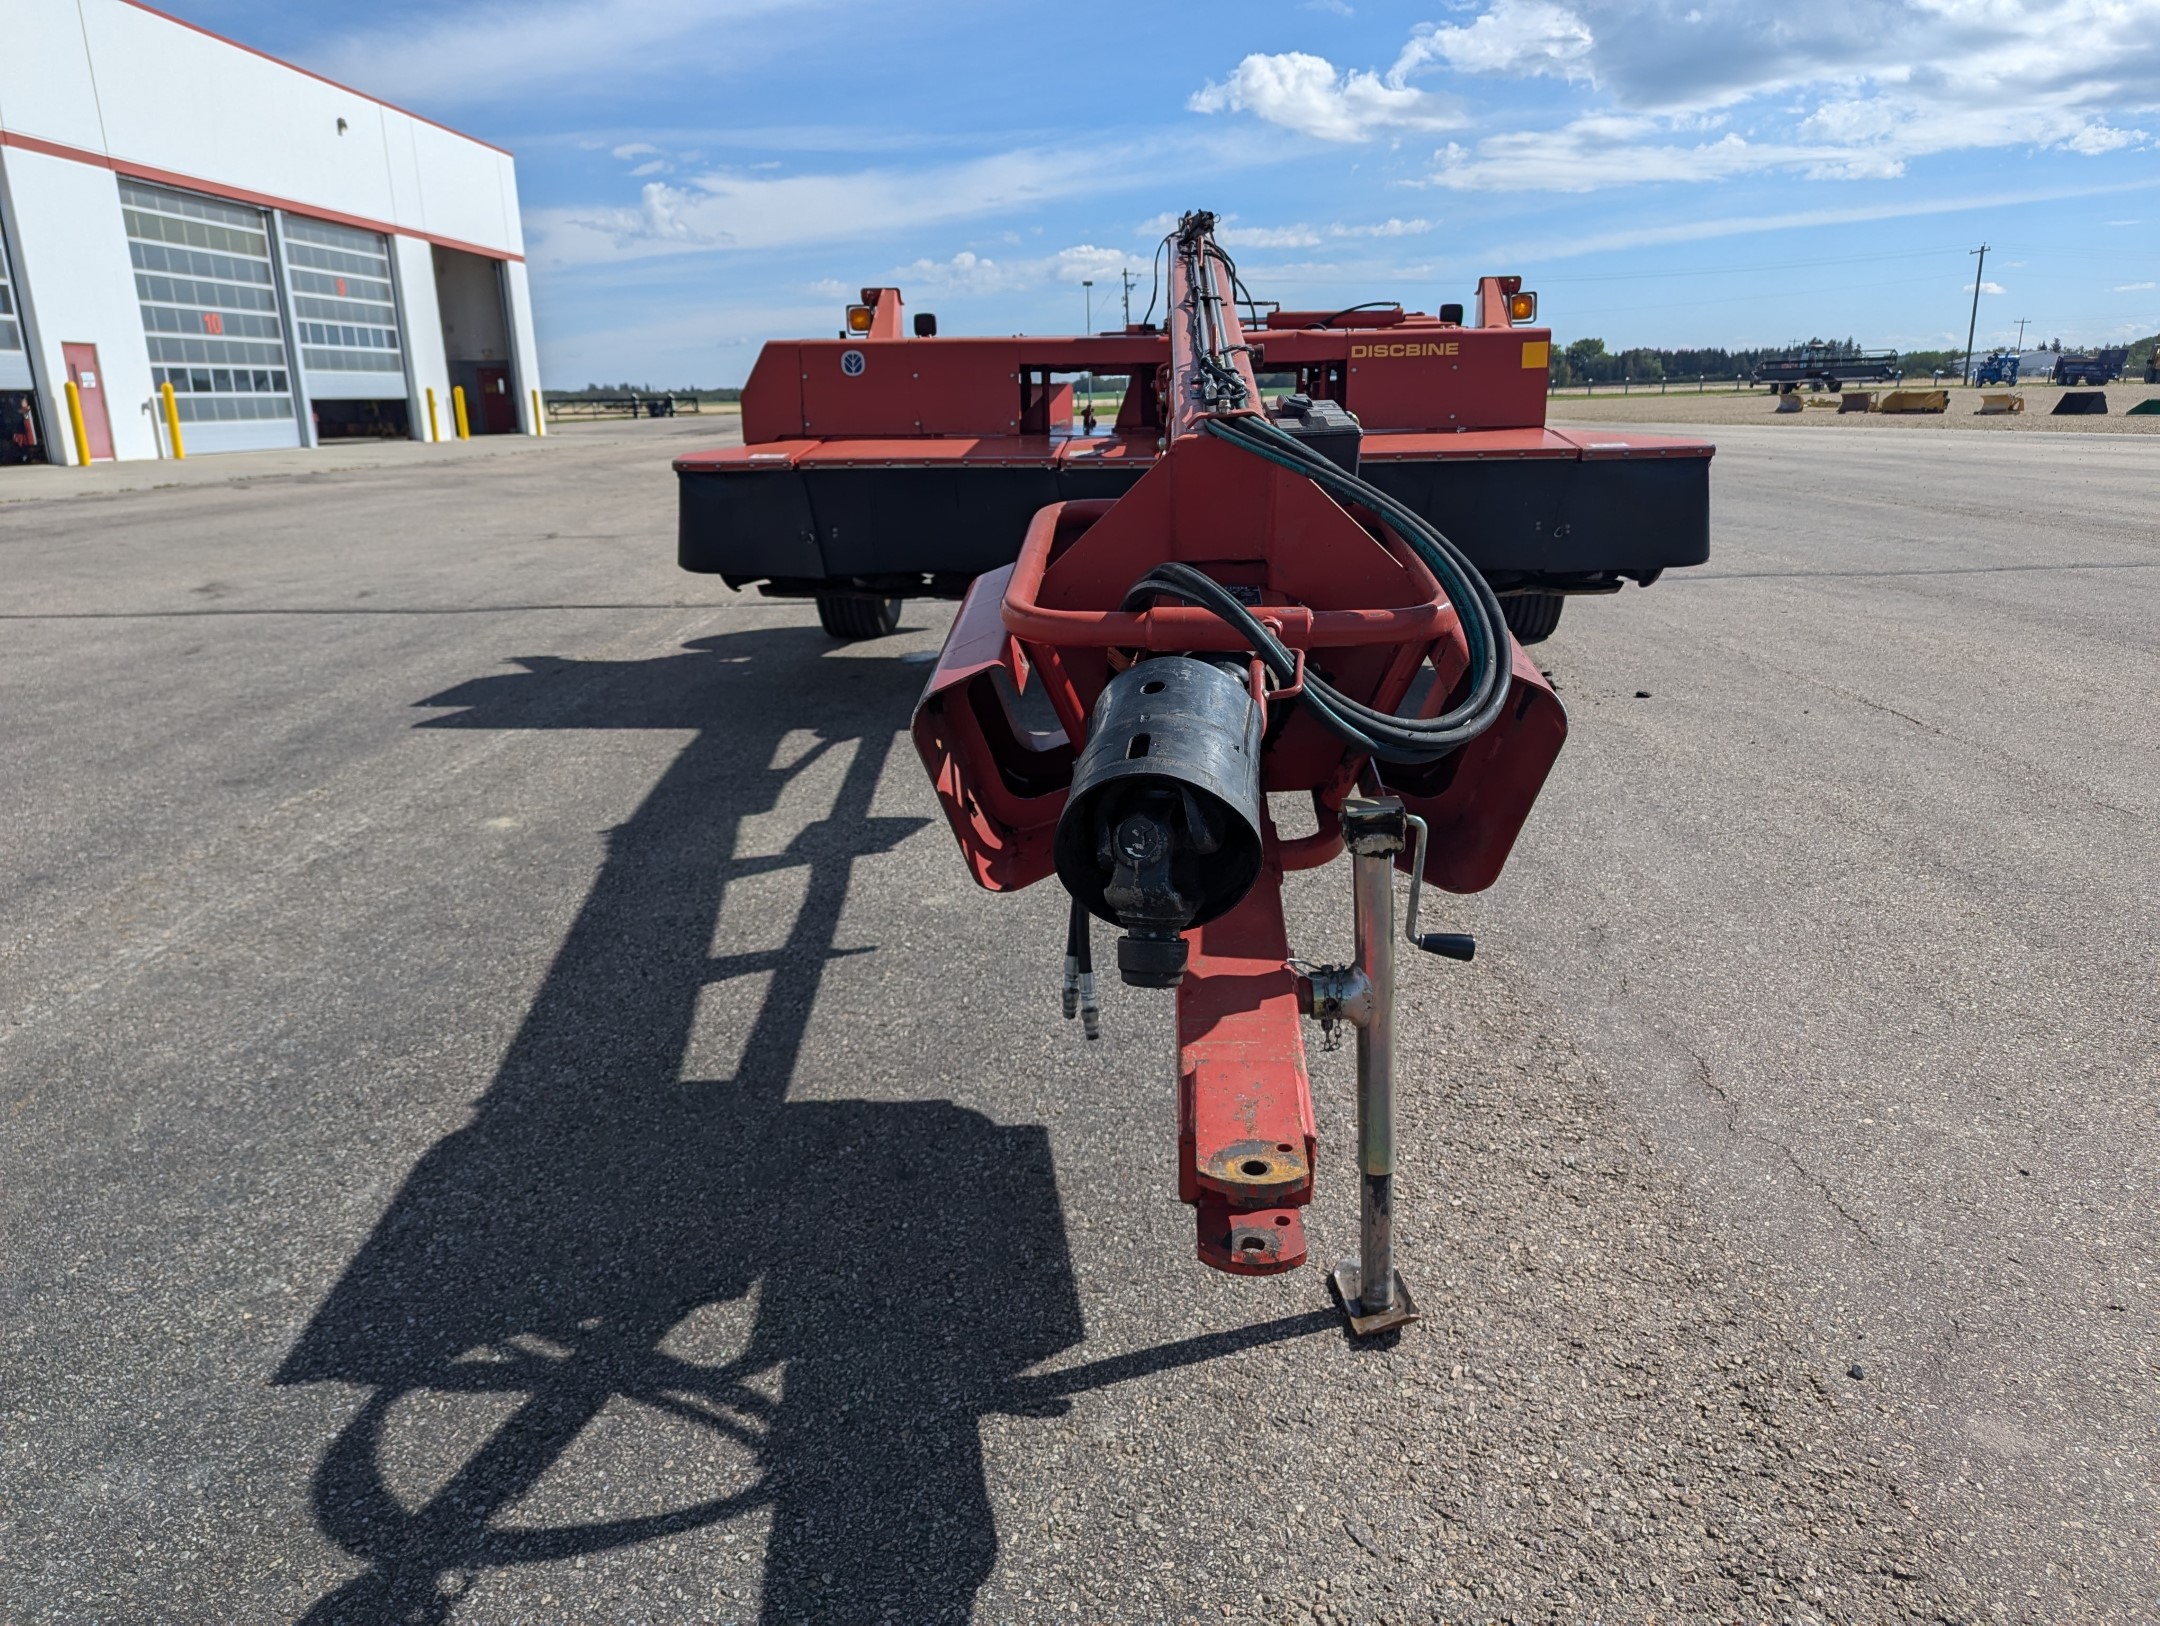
[{"left": 170, "top": 0, "right": 2160, "bottom": 386}]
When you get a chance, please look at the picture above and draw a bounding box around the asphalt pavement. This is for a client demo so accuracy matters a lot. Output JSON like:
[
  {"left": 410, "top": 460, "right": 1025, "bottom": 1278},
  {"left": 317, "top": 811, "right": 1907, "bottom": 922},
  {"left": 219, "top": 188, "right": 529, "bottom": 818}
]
[{"left": 1, "top": 417, "right": 2152, "bottom": 1624}]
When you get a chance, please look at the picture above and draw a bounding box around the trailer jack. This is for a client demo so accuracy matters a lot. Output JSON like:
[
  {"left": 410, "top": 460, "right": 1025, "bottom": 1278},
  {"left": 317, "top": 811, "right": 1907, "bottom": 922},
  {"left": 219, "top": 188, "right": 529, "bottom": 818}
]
[{"left": 1297, "top": 802, "right": 1478, "bottom": 1335}]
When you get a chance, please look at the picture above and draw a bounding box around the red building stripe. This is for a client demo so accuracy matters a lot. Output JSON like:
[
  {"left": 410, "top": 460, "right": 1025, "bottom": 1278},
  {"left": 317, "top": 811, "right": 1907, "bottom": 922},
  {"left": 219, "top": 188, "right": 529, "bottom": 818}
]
[{"left": 0, "top": 129, "right": 523, "bottom": 263}]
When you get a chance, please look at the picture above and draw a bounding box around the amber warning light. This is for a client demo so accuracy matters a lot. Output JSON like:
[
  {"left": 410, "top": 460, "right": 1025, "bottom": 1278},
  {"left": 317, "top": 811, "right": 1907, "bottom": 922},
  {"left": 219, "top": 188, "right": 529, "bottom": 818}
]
[
  {"left": 845, "top": 304, "right": 874, "bottom": 334},
  {"left": 1508, "top": 291, "right": 1538, "bottom": 323}
]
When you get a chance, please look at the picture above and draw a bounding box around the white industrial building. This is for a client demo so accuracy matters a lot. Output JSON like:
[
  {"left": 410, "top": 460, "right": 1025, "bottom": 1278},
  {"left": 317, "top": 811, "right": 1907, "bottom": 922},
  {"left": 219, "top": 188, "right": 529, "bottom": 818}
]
[{"left": 0, "top": 0, "right": 542, "bottom": 466}]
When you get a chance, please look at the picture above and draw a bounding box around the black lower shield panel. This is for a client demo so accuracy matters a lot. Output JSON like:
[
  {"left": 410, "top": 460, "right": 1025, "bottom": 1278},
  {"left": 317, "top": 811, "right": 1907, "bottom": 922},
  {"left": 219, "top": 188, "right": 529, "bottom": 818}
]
[
  {"left": 1360, "top": 456, "right": 1708, "bottom": 581},
  {"left": 679, "top": 455, "right": 1708, "bottom": 589}
]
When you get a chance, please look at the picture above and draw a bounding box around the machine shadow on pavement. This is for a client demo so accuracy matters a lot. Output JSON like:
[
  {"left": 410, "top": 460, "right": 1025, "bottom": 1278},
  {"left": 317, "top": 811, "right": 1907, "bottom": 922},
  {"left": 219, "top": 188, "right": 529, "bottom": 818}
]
[{"left": 276, "top": 625, "right": 1085, "bottom": 1625}]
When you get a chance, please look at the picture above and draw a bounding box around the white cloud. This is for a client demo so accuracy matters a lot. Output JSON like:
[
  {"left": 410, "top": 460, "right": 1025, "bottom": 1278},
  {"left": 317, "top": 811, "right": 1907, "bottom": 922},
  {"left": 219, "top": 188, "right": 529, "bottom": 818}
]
[
  {"left": 1205, "top": 2, "right": 2160, "bottom": 193},
  {"left": 1189, "top": 50, "right": 1463, "bottom": 142},
  {"left": 528, "top": 148, "right": 1141, "bottom": 268},
  {"left": 1433, "top": 116, "right": 1899, "bottom": 191},
  {"left": 1441, "top": 0, "right": 2160, "bottom": 191},
  {"left": 1964, "top": 280, "right": 2006, "bottom": 295},
  {"left": 2063, "top": 122, "right": 2144, "bottom": 154},
  {"left": 611, "top": 142, "right": 663, "bottom": 161},
  {"left": 1130, "top": 215, "right": 1435, "bottom": 253},
  {"left": 1396, "top": 1, "right": 1594, "bottom": 80},
  {"left": 1219, "top": 224, "right": 1325, "bottom": 248},
  {"left": 628, "top": 160, "right": 670, "bottom": 177},
  {"left": 2114, "top": 281, "right": 2157, "bottom": 291},
  {"left": 537, "top": 295, "right": 840, "bottom": 388},
  {"left": 1331, "top": 217, "right": 1435, "bottom": 237},
  {"left": 890, "top": 245, "right": 1143, "bottom": 294},
  {"left": 1493, "top": 0, "right": 2160, "bottom": 117},
  {"left": 313, "top": 0, "right": 817, "bottom": 106},
  {"left": 1488, "top": 173, "right": 2160, "bottom": 262}
]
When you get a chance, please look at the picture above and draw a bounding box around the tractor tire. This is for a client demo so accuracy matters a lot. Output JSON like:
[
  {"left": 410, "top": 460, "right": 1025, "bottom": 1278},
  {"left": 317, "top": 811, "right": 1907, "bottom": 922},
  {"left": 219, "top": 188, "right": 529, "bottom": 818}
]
[
  {"left": 1501, "top": 592, "right": 1564, "bottom": 645},
  {"left": 814, "top": 594, "right": 904, "bottom": 640}
]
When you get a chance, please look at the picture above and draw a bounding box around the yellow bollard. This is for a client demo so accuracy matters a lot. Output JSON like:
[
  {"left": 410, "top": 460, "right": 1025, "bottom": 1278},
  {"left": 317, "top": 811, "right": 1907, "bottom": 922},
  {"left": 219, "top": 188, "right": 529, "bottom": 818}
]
[
  {"left": 452, "top": 384, "right": 471, "bottom": 441},
  {"left": 64, "top": 380, "right": 92, "bottom": 465},
  {"left": 425, "top": 386, "right": 440, "bottom": 442},
  {"left": 531, "top": 387, "right": 546, "bottom": 436},
  {"left": 160, "top": 381, "right": 186, "bottom": 459}
]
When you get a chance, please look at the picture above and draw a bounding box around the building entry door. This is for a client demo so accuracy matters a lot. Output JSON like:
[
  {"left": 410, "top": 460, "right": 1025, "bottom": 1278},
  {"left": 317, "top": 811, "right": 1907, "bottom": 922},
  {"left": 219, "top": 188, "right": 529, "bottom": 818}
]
[
  {"left": 476, "top": 364, "right": 518, "bottom": 434},
  {"left": 62, "top": 343, "right": 115, "bottom": 461}
]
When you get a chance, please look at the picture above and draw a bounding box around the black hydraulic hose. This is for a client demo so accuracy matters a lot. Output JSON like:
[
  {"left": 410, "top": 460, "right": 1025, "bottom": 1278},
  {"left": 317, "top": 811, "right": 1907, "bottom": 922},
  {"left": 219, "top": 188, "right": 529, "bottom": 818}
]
[
  {"left": 1138, "top": 234, "right": 1171, "bottom": 328},
  {"left": 1114, "top": 414, "right": 1513, "bottom": 765},
  {"left": 1305, "top": 300, "right": 1404, "bottom": 330},
  {"left": 1208, "top": 411, "right": 1511, "bottom": 713}
]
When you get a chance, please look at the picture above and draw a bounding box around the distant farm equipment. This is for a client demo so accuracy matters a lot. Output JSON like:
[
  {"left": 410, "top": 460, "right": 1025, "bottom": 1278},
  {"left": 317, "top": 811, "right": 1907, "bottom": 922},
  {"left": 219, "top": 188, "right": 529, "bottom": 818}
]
[
  {"left": 545, "top": 394, "right": 709, "bottom": 422},
  {"left": 2052, "top": 348, "right": 2128, "bottom": 387},
  {"left": 1973, "top": 351, "right": 2020, "bottom": 387},
  {"left": 1753, "top": 344, "right": 1902, "bottom": 392}
]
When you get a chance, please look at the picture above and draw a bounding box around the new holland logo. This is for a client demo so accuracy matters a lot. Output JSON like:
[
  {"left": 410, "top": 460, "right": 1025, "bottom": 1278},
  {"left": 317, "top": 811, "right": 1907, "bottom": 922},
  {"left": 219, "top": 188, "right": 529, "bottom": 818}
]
[{"left": 1349, "top": 342, "right": 1461, "bottom": 358}]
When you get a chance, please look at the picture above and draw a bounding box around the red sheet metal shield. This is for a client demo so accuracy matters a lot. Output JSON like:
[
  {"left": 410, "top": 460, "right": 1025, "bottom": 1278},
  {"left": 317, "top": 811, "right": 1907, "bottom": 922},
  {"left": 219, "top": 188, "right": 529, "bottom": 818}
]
[{"left": 910, "top": 565, "right": 1067, "bottom": 893}]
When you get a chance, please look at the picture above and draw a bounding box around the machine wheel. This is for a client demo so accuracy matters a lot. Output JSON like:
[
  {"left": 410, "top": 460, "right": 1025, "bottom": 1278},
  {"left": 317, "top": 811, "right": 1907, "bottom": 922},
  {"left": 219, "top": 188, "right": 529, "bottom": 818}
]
[
  {"left": 814, "top": 594, "right": 904, "bottom": 639},
  {"left": 1501, "top": 592, "right": 1564, "bottom": 645}
]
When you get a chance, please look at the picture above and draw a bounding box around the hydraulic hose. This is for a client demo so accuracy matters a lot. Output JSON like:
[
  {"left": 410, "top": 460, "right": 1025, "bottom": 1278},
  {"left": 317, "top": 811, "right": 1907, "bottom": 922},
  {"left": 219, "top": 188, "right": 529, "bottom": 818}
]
[{"left": 1115, "top": 412, "right": 1514, "bottom": 766}]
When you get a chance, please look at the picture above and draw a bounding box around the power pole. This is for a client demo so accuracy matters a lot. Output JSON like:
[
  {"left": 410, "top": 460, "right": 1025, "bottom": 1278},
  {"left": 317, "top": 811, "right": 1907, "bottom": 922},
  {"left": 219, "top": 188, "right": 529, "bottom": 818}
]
[
  {"left": 2014, "top": 315, "right": 2030, "bottom": 350},
  {"left": 1081, "top": 280, "right": 1095, "bottom": 429},
  {"left": 1962, "top": 243, "right": 1990, "bottom": 385},
  {"left": 1122, "top": 267, "right": 1138, "bottom": 328}
]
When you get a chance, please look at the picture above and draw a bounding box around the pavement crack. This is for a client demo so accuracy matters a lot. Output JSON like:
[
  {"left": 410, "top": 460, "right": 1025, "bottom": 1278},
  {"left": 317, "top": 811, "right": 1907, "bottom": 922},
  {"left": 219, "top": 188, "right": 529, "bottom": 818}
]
[
  {"left": 1344, "top": 1517, "right": 1389, "bottom": 1560},
  {"left": 1761, "top": 1135, "right": 1882, "bottom": 1249},
  {"left": 1680, "top": 1042, "right": 1741, "bottom": 1134},
  {"left": 1843, "top": 692, "right": 1937, "bottom": 733},
  {"left": 1679, "top": 1040, "right": 1879, "bottom": 1247}
]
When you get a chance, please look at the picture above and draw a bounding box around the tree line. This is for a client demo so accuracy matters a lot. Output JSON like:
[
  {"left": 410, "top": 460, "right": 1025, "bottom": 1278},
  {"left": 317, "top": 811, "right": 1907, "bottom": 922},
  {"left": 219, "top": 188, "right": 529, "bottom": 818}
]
[
  {"left": 1553, "top": 333, "right": 2160, "bottom": 385},
  {"left": 1552, "top": 337, "right": 1880, "bottom": 385},
  {"left": 551, "top": 383, "right": 744, "bottom": 401}
]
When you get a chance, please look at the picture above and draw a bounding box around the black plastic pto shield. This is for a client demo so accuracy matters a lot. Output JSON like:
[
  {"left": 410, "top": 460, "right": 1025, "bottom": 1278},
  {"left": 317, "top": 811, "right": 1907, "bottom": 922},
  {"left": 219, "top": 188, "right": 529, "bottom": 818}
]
[{"left": 1053, "top": 657, "right": 1265, "bottom": 987}]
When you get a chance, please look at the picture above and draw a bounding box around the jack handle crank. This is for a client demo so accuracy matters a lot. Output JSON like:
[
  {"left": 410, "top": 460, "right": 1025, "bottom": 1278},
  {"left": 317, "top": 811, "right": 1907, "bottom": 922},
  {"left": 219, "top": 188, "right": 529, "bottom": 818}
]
[{"left": 1401, "top": 813, "right": 1476, "bottom": 962}]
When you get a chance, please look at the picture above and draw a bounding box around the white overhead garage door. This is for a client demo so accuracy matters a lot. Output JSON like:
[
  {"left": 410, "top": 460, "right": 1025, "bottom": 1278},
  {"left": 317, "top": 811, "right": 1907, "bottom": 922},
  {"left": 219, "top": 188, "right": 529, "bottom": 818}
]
[
  {"left": 279, "top": 216, "right": 406, "bottom": 403},
  {"left": 0, "top": 224, "right": 30, "bottom": 391},
  {"left": 122, "top": 179, "right": 301, "bottom": 453}
]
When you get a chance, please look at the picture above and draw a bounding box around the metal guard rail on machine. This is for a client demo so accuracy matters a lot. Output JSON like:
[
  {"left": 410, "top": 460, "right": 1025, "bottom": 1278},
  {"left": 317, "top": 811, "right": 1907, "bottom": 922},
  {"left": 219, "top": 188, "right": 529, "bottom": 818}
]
[{"left": 911, "top": 211, "right": 1569, "bottom": 1336}]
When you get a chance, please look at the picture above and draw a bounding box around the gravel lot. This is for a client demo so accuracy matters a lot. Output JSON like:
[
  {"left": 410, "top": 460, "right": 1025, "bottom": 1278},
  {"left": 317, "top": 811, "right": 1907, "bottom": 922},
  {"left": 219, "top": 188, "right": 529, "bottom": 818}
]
[
  {"left": 1553, "top": 379, "right": 2160, "bottom": 433},
  {"left": 1, "top": 417, "right": 2152, "bottom": 1624}
]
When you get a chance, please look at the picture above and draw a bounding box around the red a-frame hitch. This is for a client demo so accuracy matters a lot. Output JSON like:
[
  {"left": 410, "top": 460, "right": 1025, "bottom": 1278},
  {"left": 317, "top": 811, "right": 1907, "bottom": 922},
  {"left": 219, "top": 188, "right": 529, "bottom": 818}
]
[{"left": 912, "top": 211, "right": 1566, "bottom": 1332}]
